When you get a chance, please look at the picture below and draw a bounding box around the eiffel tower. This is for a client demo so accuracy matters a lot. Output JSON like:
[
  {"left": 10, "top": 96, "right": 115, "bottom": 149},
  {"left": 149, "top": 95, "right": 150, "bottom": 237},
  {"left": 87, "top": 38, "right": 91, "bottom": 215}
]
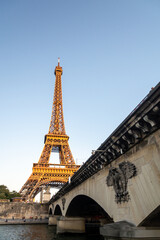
[{"left": 20, "top": 59, "right": 80, "bottom": 201}]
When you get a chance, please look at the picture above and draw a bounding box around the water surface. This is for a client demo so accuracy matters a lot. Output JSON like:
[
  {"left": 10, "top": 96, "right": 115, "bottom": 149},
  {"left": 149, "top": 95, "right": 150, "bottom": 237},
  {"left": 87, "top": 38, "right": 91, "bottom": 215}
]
[{"left": 0, "top": 225, "right": 103, "bottom": 240}]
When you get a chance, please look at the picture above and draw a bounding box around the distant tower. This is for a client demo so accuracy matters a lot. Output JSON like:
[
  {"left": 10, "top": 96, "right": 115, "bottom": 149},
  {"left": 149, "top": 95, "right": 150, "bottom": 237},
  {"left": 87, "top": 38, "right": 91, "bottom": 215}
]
[{"left": 20, "top": 59, "right": 80, "bottom": 201}]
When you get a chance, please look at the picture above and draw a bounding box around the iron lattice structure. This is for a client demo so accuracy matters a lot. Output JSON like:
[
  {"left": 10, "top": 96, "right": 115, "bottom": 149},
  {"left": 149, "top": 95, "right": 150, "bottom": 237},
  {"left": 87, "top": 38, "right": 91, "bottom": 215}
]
[{"left": 20, "top": 60, "right": 80, "bottom": 201}]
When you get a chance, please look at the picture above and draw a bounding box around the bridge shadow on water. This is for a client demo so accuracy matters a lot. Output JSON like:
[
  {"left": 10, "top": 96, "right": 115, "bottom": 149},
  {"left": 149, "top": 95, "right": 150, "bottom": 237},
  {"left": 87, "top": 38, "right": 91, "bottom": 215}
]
[{"left": 55, "top": 233, "right": 103, "bottom": 240}]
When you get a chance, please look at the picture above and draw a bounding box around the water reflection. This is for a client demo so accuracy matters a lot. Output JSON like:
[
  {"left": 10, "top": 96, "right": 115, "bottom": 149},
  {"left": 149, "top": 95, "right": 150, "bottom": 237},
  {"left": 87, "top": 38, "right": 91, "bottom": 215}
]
[
  {"left": 0, "top": 225, "right": 103, "bottom": 240},
  {"left": 0, "top": 225, "right": 56, "bottom": 240}
]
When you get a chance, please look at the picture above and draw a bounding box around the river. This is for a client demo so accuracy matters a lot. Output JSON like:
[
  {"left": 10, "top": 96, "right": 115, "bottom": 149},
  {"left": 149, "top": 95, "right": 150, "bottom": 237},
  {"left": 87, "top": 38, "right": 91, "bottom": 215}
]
[{"left": 0, "top": 225, "right": 103, "bottom": 240}]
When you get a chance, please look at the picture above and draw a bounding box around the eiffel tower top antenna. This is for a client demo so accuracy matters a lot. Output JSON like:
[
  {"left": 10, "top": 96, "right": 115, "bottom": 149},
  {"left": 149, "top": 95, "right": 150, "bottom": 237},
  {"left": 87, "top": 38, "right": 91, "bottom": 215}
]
[{"left": 58, "top": 57, "right": 60, "bottom": 66}]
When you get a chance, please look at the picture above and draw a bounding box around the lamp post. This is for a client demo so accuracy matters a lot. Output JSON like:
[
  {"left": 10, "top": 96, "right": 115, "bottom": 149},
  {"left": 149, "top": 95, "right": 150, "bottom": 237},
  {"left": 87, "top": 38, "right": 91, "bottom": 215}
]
[{"left": 91, "top": 150, "right": 105, "bottom": 155}]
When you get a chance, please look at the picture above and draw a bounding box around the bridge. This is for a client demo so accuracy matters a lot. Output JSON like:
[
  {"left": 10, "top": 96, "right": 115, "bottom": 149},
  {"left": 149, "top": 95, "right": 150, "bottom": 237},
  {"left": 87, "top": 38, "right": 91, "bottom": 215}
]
[{"left": 48, "top": 83, "right": 160, "bottom": 237}]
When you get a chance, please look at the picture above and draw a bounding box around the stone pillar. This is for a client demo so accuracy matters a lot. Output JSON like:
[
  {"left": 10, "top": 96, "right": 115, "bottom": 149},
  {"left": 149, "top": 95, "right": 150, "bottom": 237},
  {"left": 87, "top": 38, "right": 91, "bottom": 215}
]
[
  {"left": 43, "top": 186, "right": 51, "bottom": 203},
  {"left": 40, "top": 188, "right": 43, "bottom": 203},
  {"left": 48, "top": 215, "right": 61, "bottom": 225},
  {"left": 57, "top": 216, "right": 85, "bottom": 234}
]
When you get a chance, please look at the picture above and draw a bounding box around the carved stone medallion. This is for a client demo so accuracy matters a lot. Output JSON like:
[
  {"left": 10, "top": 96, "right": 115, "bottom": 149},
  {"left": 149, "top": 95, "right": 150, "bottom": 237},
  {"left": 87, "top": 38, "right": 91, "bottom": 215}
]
[{"left": 106, "top": 161, "right": 137, "bottom": 203}]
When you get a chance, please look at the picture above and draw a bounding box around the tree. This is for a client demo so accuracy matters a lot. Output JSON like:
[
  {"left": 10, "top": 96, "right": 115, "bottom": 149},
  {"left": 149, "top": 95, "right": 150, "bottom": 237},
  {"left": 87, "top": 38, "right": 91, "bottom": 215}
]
[
  {"left": 9, "top": 190, "right": 21, "bottom": 199},
  {"left": 0, "top": 185, "right": 10, "bottom": 199},
  {"left": 0, "top": 193, "right": 6, "bottom": 199},
  {"left": 0, "top": 185, "right": 21, "bottom": 200}
]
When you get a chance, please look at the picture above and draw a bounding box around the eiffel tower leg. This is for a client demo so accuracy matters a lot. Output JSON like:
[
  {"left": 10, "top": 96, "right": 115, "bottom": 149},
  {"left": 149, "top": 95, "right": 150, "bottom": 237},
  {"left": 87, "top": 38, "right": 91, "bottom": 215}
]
[
  {"left": 61, "top": 143, "right": 75, "bottom": 165},
  {"left": 38, "top": 144, "right": 52, "bottom": 164}
]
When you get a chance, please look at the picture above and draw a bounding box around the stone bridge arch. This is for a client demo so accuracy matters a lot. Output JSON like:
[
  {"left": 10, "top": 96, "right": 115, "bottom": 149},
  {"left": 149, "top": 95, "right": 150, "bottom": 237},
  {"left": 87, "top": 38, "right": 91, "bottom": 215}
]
[
  {"left": 53, "top": 177, "right": 115, "bottom": 220},
  {"left": 54, "top": 204, "right": 62, "bottom": 216},
  {"left": 49, "top": 207, "right": 53, "bottom": 215},
  {"left": 139, "top": 206, "right": 160, "bottom": 227},
  {"left": 65, "top": 194, "right": 113, "bottom": 223}
]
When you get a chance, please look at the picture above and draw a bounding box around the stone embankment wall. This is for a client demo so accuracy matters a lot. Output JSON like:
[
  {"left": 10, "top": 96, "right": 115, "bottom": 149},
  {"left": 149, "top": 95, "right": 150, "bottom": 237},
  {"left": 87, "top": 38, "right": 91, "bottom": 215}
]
[{"left": 0, "top": 202, "right": 49, "bottom": 219}]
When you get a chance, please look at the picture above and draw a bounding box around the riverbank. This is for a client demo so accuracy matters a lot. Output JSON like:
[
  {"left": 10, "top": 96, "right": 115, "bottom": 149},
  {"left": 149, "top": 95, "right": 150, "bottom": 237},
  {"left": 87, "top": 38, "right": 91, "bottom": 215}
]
[{"left": 0, "top": 218, "right": 48, "bottom": 225}]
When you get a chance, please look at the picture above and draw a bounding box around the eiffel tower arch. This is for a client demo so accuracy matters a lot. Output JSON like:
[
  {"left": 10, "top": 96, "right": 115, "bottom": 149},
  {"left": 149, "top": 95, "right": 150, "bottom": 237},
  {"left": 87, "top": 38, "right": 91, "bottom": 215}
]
[{"left": 20, "top": 59, "right": 80, "bottom": 201}]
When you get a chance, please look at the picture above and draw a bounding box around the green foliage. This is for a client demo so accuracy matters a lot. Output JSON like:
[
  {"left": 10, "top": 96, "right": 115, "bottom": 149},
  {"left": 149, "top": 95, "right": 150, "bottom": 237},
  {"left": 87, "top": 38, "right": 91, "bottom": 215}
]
[
  {"left": 0, "top": 185, "right": 21, "bottom": 200},
  {"left": 0, "top": 193, "right": 6, "bottom": 199}
]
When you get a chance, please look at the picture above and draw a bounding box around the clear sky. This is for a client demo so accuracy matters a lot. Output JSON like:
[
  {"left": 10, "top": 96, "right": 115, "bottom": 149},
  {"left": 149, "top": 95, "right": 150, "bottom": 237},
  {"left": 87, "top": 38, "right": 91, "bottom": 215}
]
[{"left": 0, "top": 0, "right": 160, "bottom": 192}]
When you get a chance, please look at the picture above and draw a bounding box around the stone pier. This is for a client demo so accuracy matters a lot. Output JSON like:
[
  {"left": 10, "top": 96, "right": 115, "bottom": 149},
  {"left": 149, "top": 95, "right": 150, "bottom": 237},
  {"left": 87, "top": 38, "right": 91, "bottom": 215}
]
[
  {"left": 56, "top": 216, "right": 85, "bottom": 234},
  {"left": 48, "top": 215, "right": 61, "bottom": 225},
  {"left": 100, "top": 221, "right": 160, "bottom": 239}
]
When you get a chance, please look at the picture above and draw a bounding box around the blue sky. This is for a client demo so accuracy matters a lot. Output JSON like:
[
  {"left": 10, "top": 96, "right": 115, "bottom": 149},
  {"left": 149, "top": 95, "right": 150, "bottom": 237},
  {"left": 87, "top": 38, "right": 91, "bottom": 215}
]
[{"left": 0, "top": 0, "right": 160, "bottom": 192}]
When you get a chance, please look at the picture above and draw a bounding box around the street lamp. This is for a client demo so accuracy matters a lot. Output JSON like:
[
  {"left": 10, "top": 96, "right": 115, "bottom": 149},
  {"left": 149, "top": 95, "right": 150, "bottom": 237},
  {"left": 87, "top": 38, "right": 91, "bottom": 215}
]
[{"left": 91, "top": 150, "right": 105, "bottom": 155}]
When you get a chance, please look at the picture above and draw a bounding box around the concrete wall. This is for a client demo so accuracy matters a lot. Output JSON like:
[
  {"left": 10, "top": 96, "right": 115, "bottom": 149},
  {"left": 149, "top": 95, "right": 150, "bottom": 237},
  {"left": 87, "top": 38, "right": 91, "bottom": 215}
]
[
  {"left": 50, "top": 129, "right": 160, "bottom": 226},
  {"left": 0, "top": 202, "right": 49, "bottom": 219}
]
